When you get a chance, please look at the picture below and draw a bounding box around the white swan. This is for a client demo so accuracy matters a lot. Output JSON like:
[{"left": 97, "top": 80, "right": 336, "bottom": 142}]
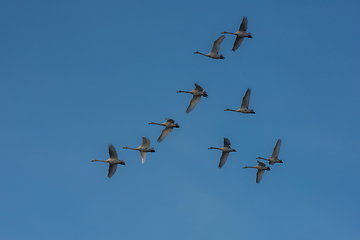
[
  {"left": 123, "top": 137, "right": 155, "bottom": 164},
  {"left": 149, "top": 118, "right": 179, "bottom": 142},
  {"left": 256, "top": 139, "right": 283, "bottom": 165},
  {"left": 208, "top": 137, "right": 236, "bottom": 168},
  {"left": 224, "top": 88, "right": 255, "bottom": 114},
  {"left": 92, "top": 144, "right": 125, "bottom": 178},
  {"left": 243, "top": 161, "right": 270, "bottom": 183},
  {"left": 194, "top": 35, "right": 226, "bottom": 59},
  {"left": 222, "top": 16, "right": 252, "bottom": 51},
  {"left": 177, "top": 83, "right": 208, "bottom": 113}
]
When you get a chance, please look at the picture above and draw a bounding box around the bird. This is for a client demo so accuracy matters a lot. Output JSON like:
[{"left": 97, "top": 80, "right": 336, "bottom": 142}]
[
  {"left": 92, "top": 144, "right": 125, "bottom": 178},
  {"left": 243, "top": 161, "right": 271, "bottom": 183},
  {"left": 149, "top": 118, "right": 180, "bottom": 142},
  {"left": 123, "top": 137, "right": 155, "bottom": 164},
  {"left": 177, "top": 83, "right": 208, "bottom": 113},
  {"left": 208, "top": 137, "right": 236, "bottom": 168},
  {"left": 222, "top": 16, "right": 252, "bottom": 51},
  {"left": 224, "top": 88, "right": 255, "bottom": 114},
  {"left": 256, "top": 139, "right": 283, "bottom": 165},
  {"left": 194, "top": 35, "right": 226, "bottom": 59}
]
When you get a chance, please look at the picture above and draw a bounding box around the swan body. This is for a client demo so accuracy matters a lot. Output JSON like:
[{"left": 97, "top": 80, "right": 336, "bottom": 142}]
[
  {"left": 222, "top": 16, "right": 252, "bottom": 51},
  {"left": 256, "top": 139, "right": 283, "bottom": 165},
  {"left": 224, "top": 88, "right": 255, "bottom": 114},
  {"left": 149, "top": 118, "right": 179, "bottom": 142},
  {"left": 123, "top": 137, "right": 155, "bottom": 164},
  {"left": 243, "top": 161, "right": 270, "bottom": 183},
  {"left": 177, "top": 83, "right": 208, "bottom": 113},
  {"left": 194, "top": 35, "right": 226, "bottom": 59},
  {"left": 92, "top": 144, "right": 125, "bottom": 178},
  {"left": 208, "top": 137, "right": 236, "bottom": 168}
]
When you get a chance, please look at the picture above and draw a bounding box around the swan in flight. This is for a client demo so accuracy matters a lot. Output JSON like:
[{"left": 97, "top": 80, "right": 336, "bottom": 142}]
[
  {"left": 208, "top": 137, "right": 236, "bottom": 168},
  {"left": 256, "top": 139, "right": 283, "bottom": 165},
  {"left": 92, "top": 144, "right": 125, "bottom": 178},
  {"left": 243, "top": 161, "right": 270, "bottom": 183},
  {"left": 194, "top": 35, "right": 226, "bottom": 59},
  {"left": 123, "top": 137, "right": 155, "bottom": 164},
  {"left": 222, "top": 16, "right": 252, "bottom": 51},
  {"left": 177, "top": 83, "right": 208, "bottom": 113},
  {"left": 149, "top": 118, "right": 180, "bottom": 142},
  {"left": 224, "top": 88, "right": 255, "bottom": 114}
]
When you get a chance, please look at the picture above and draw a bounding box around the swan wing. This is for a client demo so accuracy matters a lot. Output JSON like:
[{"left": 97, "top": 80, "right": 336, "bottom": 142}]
[
  {"left": 186, "top": 95, "right": 201, "bottom": 113},
  {"left": 165, "top": 118, "right": 175, "bottom": 124},
  {"left": 140, "top": 151, "right": 147, "bottom": 164},
  {"left": 108, "top": 144, "right": 118, "bottom": 159},
  {"left": 108, "top": 163, "right": 117, "bottom": 178},
  {"left": 232, "top": 36, "right": 244, "bottom": 51},
  {"left": 141, "top": 137, "right": 151, "bottom": 148},
  {"left": 256, "top": 169, "right": 265, "bottom": 183},
  {"left": 211, "top": 35, "right": 226, "bottom": 54},
  {"left": 257, "top": 161, "right": 266, "bottom": 167},
  {"left": 223, "top": 137, "right": 231, "bottom": 147},
  {"left": 194, "top": 83, "right": 204, "bottom": 91},
  {"left": 240, "top": 88, "right": 251, "bottom": 109},
  {"left": 219, "top": 152, "right": 229, "bottom": 168},
  {"left": 157, "top": 127, "right": 173, "bottom": 143},
  {"left": 239, "top": 16, "right": 248, "bottom": 31},
  {"left": 271, "top": 139, "right": 281, "bottom": 158}
]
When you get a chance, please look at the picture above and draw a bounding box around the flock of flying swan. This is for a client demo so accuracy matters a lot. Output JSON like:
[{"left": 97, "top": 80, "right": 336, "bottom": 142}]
[{"left": 92, "top": 16, "right": 283, "bottom": 183}]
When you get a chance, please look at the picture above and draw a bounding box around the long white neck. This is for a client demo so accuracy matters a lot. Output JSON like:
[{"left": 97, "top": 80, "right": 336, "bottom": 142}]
[
  {"left": 123, "top": 147, "right": 139, "bottom": 151},
  {"left": 92, "top": 159, "right": 107, "bottom": 162}
]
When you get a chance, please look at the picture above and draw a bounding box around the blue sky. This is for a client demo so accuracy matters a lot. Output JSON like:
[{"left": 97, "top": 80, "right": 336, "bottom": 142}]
[{"left": 1, "top": 0, "right": 360, "bottom": 239}]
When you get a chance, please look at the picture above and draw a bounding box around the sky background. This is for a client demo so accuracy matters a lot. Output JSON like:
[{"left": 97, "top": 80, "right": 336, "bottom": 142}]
[{"left": 1, "top": 0, "right": 360, "bottom": 239}]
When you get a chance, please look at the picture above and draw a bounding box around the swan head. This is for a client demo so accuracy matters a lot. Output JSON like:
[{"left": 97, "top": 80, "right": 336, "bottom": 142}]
[
  {"left": 119, "top": 160, "right": 125, "bottom": 165},
  {"left": 174, "top": 123, "right": 180, "bottom": 128},
  {"left": 248, "top": 33, "right": 253, "bottom": 38},
  {"left": 202, "top": 91, "right": 208, "bottom": 98},
  {"left": 224, "top": 109, "right": 230, "bottom": 111},
  {"left": 279, "top": 159, "right": 283, "bottom": 163},
  {"left": 194, "top": 51, "right": 200, "bottom": 54},
  {"left": 232, "top": 149, "right": 236, "bottom": 152},
  {"left": 266, "top": 167, "right": 271, "bottom": 171},
  {"left": 219, "top": 54, "right": 225, "bottom": 59}
]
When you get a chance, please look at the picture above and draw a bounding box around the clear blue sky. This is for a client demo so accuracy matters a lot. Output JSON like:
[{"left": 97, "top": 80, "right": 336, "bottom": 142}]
[{"left": 1, "top": 0, "right": 360, "bottom": 239}]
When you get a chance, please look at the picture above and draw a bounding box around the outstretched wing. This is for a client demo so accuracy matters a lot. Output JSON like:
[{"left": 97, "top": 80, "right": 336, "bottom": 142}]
[
  {"left": 108, "top": 144, "right": 118, "bottom": 159},
  {"left": 271, "top": 139, "right": 282, "bottom": 158},
  {"left": 211, "top": 35, "right": 226, "bottom": 54},
  {"left": 186, "top": 95, "right": 201, "bottom": 113},
  {"left": 223, "top": 137, "right": 231, "bottom": 147},
  {"left": 239, "top": 16, "right": 248, "bottom": 31},
  {"left": 165, "top": 118, "right": 175, "bottom": 124},
  {"left": 256, "top": 169, "right": 265, "bottom": 183},
  {"left": 140, "top": 151, "right": 147, "bottom": 164},
  {"left": 257, "top": 161, "right": 266, "bottom": 167},
  {"left": 108, "top": 163, "right": 118, "bottom": 178},
  {"left": 240, "top": 88, "right": 251, "bottom": 109},
  {"left": 157, "top": 127, "right": 173, "bottom": 143},
  {"left": 219, "top": 152, "right": 229, "bottom": 168},
  {"left": 194, "top": 83, "right": 204, "bottom": 91},
  {"left": 141, "top": 137, "right": 151, "bottom": 148},
  {"left": 232, "top": 36, "right": 244, "bottom": 51}
]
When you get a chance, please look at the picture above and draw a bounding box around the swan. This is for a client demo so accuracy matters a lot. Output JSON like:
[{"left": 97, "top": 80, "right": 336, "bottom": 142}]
[
  {"left": 243, "top": 161, "right": 270, "bottom": 183},
  {"left": 194, "top": 35, "right": 226, "bottom": 59},
  {"left": 222, "top": 16, "right": 252, "bottom": 51},
  {"left": 149, "top": 118, "right": 179, "bottom": 142},
  {"left": 177, "top": 83, "right": 208, "bottom": 113},
  {"left": 208, "top": 137, "right": 236, "bottom": 168},
  {"left": 256, "top": 139, "right": 283, "bottom": 165},
  {"left": 92, "top": 144, "right": 125, "bottom": 178},
  {"left": 123, "top": 137, "right": 155, "bottom": 164},
  {"left": 224, "top": 88, "right": 255, "bottom": 114}
]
